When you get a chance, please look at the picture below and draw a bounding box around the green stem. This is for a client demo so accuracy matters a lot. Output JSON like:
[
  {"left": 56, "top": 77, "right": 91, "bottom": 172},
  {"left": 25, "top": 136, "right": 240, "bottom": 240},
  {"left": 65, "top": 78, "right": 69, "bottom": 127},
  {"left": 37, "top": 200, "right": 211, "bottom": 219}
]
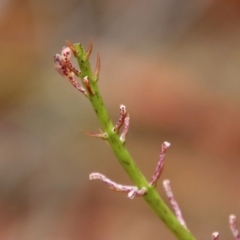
[{"left": 74, "top": 43, "right": 196, "bottom": 240}]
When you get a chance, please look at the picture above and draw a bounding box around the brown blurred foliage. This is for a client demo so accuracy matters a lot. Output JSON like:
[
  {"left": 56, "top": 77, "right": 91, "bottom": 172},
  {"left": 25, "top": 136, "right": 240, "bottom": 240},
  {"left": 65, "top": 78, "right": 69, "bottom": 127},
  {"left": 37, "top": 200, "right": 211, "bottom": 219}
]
[{"left": 0, "top": 0, "right": 240, "bottom": 239}]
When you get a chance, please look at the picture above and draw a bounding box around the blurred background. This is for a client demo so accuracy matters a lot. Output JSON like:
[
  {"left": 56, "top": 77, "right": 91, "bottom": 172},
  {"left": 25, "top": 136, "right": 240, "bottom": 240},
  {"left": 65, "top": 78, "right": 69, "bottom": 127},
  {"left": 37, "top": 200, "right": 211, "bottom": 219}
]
[{"left": 0, "top": 0, "right": 240, "bottom": 239}]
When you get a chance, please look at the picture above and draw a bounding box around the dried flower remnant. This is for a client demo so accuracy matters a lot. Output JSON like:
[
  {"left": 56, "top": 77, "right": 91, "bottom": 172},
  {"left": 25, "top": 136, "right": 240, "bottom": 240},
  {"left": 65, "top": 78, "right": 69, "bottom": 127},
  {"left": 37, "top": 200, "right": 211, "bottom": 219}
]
[
  {"left": 163, "top": 179, "right": 188, "bottom": 229},
  {"left": 89, "top": 173, "right": 146, "bottom": 199},
  {"left": 150, "top": 141, "right": 171, "bottom": 186}
]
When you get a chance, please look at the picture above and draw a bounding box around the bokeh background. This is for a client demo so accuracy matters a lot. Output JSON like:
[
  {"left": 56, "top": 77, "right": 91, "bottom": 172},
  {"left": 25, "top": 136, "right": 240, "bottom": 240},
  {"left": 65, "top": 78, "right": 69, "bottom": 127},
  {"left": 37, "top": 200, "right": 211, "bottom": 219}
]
[{"left": 1, "top": 0, "right": 240, "bottom": 239}]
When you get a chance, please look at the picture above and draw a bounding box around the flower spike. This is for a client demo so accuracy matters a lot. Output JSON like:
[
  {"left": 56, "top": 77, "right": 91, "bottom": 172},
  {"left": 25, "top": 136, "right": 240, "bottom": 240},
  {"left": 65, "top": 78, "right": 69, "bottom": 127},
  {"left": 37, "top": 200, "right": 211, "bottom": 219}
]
[
  {"left": 212, "top": 232, "right": 220, "bottom": 240},
  {"left": 229, "top": 215, "right": 240, "bottom": 240},
  {"left": 89, "top": 172, "right": 146, "bottom": 199},
  {"left": 150, "top": 142, "right": 171, "bottom": 186},
  {"left": 113, "top": 104, "right": 127, "bottom": 132},
  {"left": 163, "top": 179, "right": 188, "bottom": 229},
  {"left": 54, "top": 42, "right": 198, "bottom": 240}
]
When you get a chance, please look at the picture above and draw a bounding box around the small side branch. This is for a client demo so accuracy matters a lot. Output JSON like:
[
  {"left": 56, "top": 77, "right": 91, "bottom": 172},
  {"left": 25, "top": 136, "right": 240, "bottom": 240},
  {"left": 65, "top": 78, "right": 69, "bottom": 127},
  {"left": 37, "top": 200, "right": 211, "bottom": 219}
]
[
  {"left": 89, "top": 172, "right": 146, "bottom": 199},
  {"left": 83, "top": 129, "right": 108, "bottom": 140},
  {"left": 150, "top": 142, "right": 171, "bottom": 186}
]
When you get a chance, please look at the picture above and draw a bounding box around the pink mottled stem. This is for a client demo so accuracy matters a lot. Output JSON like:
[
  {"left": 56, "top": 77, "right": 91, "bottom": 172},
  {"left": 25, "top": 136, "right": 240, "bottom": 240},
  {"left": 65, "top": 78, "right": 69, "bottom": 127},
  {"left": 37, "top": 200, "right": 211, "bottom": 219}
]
[
  {"left": 150, "top": 142, "right": 171, "bottom": 186},
  {"left": 119, "top": 115, "right": 130, "bottom": 143},
  {"left": 212, "top": 232, "right": 220, "bottom": 240},
  {"left": 163, "top": 179, "right": 188, "bottom": 229},
  {"left": 229, "top": 215, "right": 240, "bottom": 240},
  {"left": 113, "top": 105, "right": 127, "bottom": 132},
  {"left": 89, "top": 172, "right": 146, "bottom": 199}
]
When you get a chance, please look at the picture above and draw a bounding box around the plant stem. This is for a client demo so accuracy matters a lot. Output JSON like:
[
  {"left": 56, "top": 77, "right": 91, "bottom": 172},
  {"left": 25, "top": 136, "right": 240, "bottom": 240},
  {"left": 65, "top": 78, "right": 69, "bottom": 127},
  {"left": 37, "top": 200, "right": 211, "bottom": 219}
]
[{"left": 73, "top": 43, "right": 196, "bottom": 240}]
